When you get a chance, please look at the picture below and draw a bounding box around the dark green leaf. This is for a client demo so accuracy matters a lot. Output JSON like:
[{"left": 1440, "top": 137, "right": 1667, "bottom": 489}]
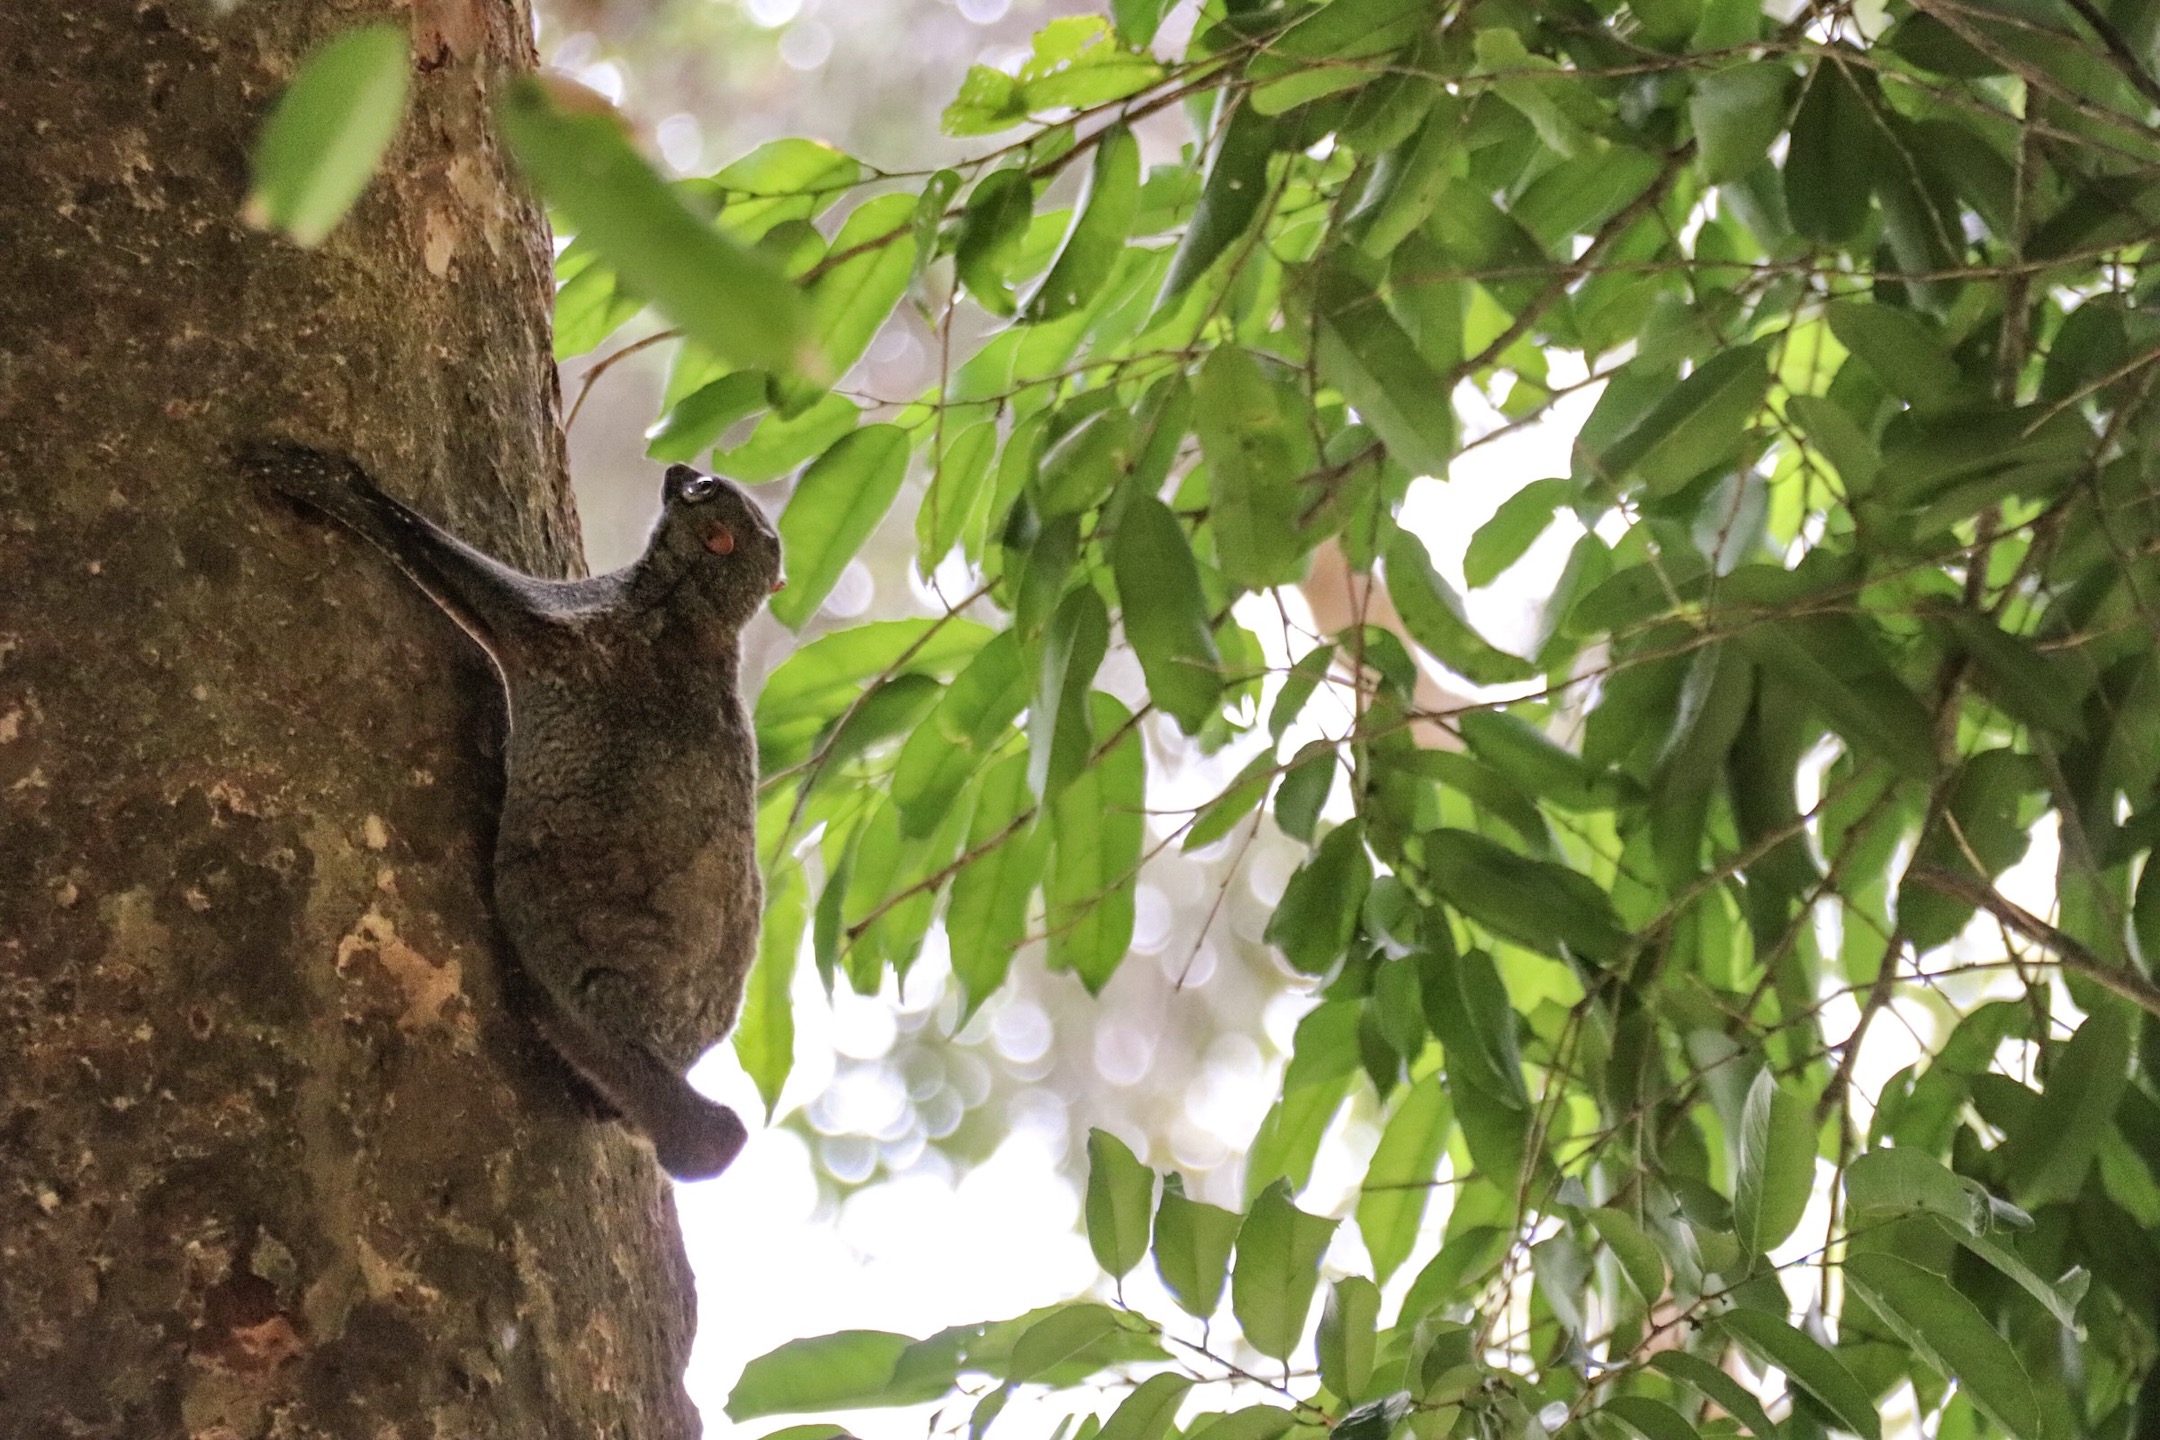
[
  {"left": 1733, "top": 1069, "right": 1815, "bottom": 1254},
  {"left": 1159, "top": 99, "right": 1278, "bottom": 308},
  {"left": 1029, "top": 125, "right": 1142, "bottom": 322},
  {"left": 956, "top": 169, "right": 1037, "bottom": 317},
  {"left": 1194, "top": 346, "right": 1317, "bottom": 590},
  {"left": 2000, "top": 1007, "right": 2131, "bottom": 1207},
  {"left": 1602, "top": 1396, "right": 1703, "bottom": 1440},
  {"left": 1030, "top": 585, "right": 1110, "bottom": 800},
  {"left": 1264, "top": 821, "right": 1374, "bottom": 973},
  {"left": 1689, "top": 63, "right": 1794, "bottom": 187},
  {"left": 1843, "top": 1252, "right": 2041, "bottom": 1440},
  {"left": 1384, "top": 531, "right": 1537, "bottom": 684},
  {"left": 1463, "top": 479, "right": 1571, "bottom": 589},
  {"left": 1648, "top": 1351, "right": 1776, "bottom": 1437},
  {"left": 1716, "top": 1309, "right": 1880, "bottom": 1440},
  {"left": 1782, "top": 51, "right": 1879, "bottom": 245},
  {"left": 1008, "top": 1304, "right": 1125, "bottom": 1383},
  {"left": 1313, "top": 256, "right": 1457, "bottom": 478},
  {"left": 1420, "top": 829, "right": 1630, "bottom": 963},
  {"left": 1585, "top": 343, "right": 1770, "bottom": 497}
]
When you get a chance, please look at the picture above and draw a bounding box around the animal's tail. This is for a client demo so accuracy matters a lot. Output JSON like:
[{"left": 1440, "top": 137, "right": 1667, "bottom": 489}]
[{"left": 530, "top": 989, "right": 748, "bottom": 1181}]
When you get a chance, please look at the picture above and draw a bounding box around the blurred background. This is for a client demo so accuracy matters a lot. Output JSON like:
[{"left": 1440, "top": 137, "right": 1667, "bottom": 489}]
[{"left": 530, "top": 1, "right": 1593, "bottom": 1429}]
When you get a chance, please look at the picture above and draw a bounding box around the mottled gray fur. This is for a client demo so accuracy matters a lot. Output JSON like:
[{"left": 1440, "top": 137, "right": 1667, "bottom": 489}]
[{"left": 246, "top": 444, "right": 781, "bottom": 1179}]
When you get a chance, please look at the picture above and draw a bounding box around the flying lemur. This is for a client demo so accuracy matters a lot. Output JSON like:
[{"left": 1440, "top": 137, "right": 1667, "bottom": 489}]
[{"left": 245, "top": 444, "right": 784, "bottom": 1180}]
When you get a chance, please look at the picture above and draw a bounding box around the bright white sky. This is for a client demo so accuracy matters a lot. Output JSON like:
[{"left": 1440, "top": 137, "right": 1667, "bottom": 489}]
[{"left": 672, "top": 358, "right": 2039, "bottom": 1438}]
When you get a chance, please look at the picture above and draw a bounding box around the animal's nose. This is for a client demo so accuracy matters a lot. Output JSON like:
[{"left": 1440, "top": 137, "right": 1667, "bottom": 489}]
[{"left": 770, "top": 576, "right": 788, "bottom": 594}]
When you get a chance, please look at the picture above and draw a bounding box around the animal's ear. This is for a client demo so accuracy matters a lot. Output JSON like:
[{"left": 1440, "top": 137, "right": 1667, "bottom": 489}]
[{"left": 662, "top": 464, "right": 700, "bottom": 502}]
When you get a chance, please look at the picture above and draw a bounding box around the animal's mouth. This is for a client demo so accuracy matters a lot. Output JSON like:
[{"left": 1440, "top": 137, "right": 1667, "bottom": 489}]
[{"left": 771, "top": 576, "right": 788, "bottom": 594}]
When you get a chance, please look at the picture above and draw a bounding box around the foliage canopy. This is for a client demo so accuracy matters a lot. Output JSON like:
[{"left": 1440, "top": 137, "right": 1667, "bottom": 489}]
[{"left": 257, "top": 0, "right": 2160, "bottom": 1433}]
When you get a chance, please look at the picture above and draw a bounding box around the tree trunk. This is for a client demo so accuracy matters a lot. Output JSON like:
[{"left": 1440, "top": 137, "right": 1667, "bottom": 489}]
[{"left": 0, "top": 3, "right": 700, "bottom": 1435}]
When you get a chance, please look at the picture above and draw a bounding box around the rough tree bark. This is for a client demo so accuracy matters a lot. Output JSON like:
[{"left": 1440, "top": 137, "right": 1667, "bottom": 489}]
[{"left": 0, "top": 2, "right": 701, "bottom": 1435}]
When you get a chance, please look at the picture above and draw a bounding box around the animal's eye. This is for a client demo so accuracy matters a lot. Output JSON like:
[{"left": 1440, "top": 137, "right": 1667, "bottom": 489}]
[{"left": 679, "top": 473, "right": 721, "bottom": 504}]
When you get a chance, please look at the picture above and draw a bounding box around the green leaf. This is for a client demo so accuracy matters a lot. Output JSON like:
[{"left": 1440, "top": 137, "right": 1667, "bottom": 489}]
[
  {"left": 716, "top": 392, "right": 859, "bottom": 483},
  {"left": 501, "top": 78, "right": 812, "bottom": 378},
  {"left": 1586, "top": 343, "right": 1770, "bottom": 497},
  {"left": 1008, "top": 1303, "right": 1125, "bottom": 1383},
  {"left": 944, "top": 65, "right": 1031, "bottom": 137},
  {"left": 1232, "top": 1180, "right": 1341, "bottom": 1361},
  {"left": 1384, "top": 531, "right": 1536, "bottom": 684},
  {"left": 1046, "top": 692, "right": 1143, "bottom": 991},
  {"left": 1018, "top": 17, "right": 1163, "bottom": 111},
  {"left": 246, "top": 23, "right": 411, "bottom": 247},
  {"left": 1185, "top": 752, "right": 1276, "bottom": 852},
  {"left": 1029, "top": 125, "right": 1142, "bottom": 322},
  {"left": 1826, "top": 301, "right": 1964, "bottom": 412},
  {"left": 919, "top": 420, "right": 1000, "bottom": 573},
  {"left": 1194, "top": 346, "right": 1316, "bottom": 590},
  {"left": 1733, "top": 616, "right": 1936, "bottom": 782},
  {"left": 946, "top": 753, "right": 1049, "bottom": 1022},
  {"left": 1420, "top": 829, "right": 1630, "bottom": 964},
  {"left": 1112, "top": 0, "right": 1174, "bottom": 47},
  {"left": 1318, "top": 1275, "right": 1382, "bottom": 1403},
  {"left": 1843, "top": 1148, "right": 1981, "bottom": 1228},
  {"left": 709, "top": 138, "right": 861, "bottom": 243},
  {"left": 1463, "top": 479, "right": 1571, "bottom": 589},
  {"left": 1115, "top": 495, "right": 1224, "bottom": 734},
  {"left": 1843, "top": 1252, "right": 2041, "bottom": 1440},
  {"left": 648, "top": 371, "right": 768, "bottom": 463},
  {"left": 1184, "top": 1409, "right": 1297, "bottom": 1440},
  {"left": 734, "top": 858, "right": 804, "bottom": 1117},
  {"left": 1153, "top": 1174, "right": 1241, "bottom": 1320},
  {"left": 1159, "top": 99, "right": 1278, "bottom": 308},
  {"left": 1458, "top": 710, "right": 1603, "bottom": 811},
  {"left": 1038, "top": 409, "right": 1137, "bottom": 518},
  {"left": 1249, "top": 0, "right": 1436, "bottom": 114},
  {"left": 1733, "top": 1069, "right": 1815, "bottom": 1254},
  {"left": 893, "top": 632, "right": 1029, "bottom": 835},
  {"left": 1272, "top": 743, "right": 1335, "bottom": 844},
  {"left": 1264, "top": 821, "right": 1374, "bottom": 974},
  {"left": 1357, "top": 1074, "right": 1451, "bottom": 1285},
  {"left": 727, "top": 1330, "right": 952, "bottom": 1418},
  {"left": 2000, "top": 1007, "right": 2131, "bottom": 1207},
  {"left": 1716, "top": 1309, "right": 1880, "bottom": 1440},
  {"left": 1030, "top": 586, "right": 1111, "bottom": 800},
  {"left": 771, "top": 424, "right": 909, "bottom": 629},
  {"left": 1585, "top": 1207, "right": 1666, "bottom": 1306},
  {"left": 956, "top": 169, "right": 1037, "bottom": 318},
  {"left": 1097, "top": 1374, "right": 1195, "bottom": 1440},
  {"left": 785, "top": 192, "right": 917, "bottom": 409},
  {"left": 1648, "top": 1351, "right": 1777, "bottom": 1438},
  {"left": 1085, "top": 1129, "right": 1157, "bottom": 1279},
  {"left": 1689, "top": 63, "right": 1794, "bottom": 187},
  {"left": 1313, "top": 257, "right": 1457, "bottom": 478},
  {"left": 1271, "top": 645, "right": 1338, "bottom": 743},
  {"left": 1782, "top": 51, "right": 1878, "bottom": 245},
  {"left": 1923, "top": 607, "right": 2086, "bottom": 741},
  {"left": 757, "top": 619, "right": 992, "bottom": 773},
  {"left": 1601, "top": 1396, "right": 1703, "bottom": 1440}
]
